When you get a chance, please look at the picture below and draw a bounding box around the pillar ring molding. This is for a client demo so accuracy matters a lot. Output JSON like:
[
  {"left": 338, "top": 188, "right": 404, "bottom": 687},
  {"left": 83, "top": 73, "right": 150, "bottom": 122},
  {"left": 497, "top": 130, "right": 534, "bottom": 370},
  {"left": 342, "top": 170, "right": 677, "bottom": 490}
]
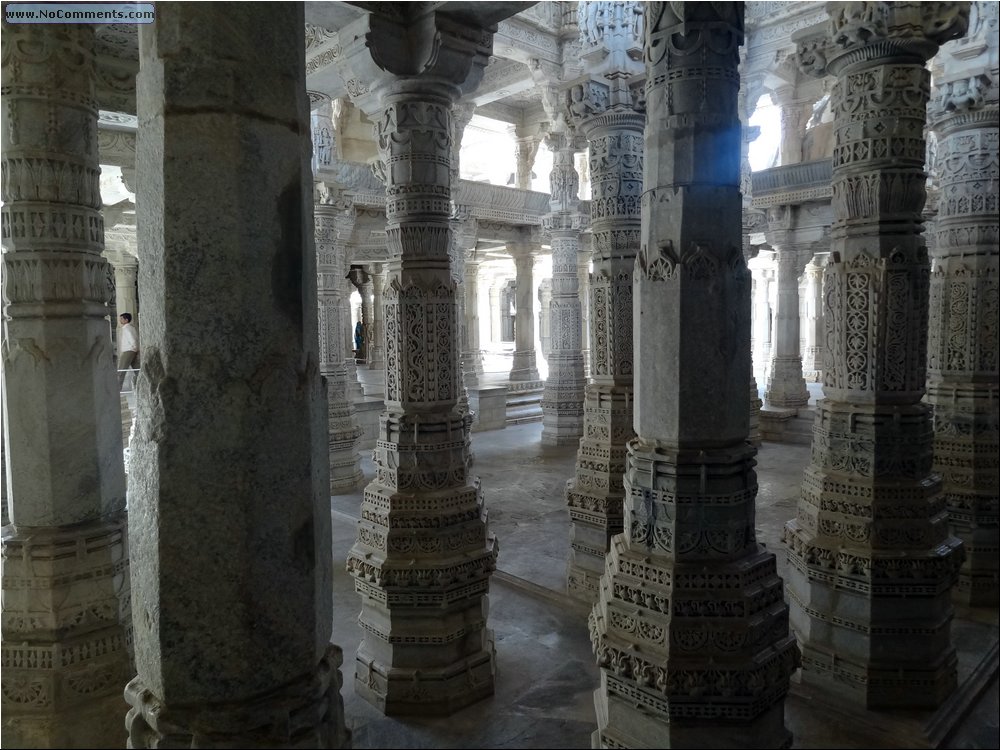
[{"left": 931, "top": 101, "right": 999, "bottom": 136}]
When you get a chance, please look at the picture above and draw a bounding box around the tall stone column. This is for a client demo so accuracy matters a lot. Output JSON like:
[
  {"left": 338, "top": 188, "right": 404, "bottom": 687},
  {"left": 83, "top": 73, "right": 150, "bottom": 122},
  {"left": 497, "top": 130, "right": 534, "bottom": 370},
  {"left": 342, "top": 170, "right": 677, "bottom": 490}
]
[
  {"left": 452, "top": 218, "right": 481, "bottom": 395},
  {"left": 1, "top": 21, "right": 132, "bottom": 748},
  {"left": 361, "top": 272, "right": 374, "bottom": 361},
  {"left": 742, "top": 73, "right": 767, "bottom": 448},
  {"left": 451, "top": 227, "right": 472, "bottom": 416},
  {"left": 514, "top": 134, "right": 542, "bottom": 190},
  {"left": 541, "top": 132, "right": 588, "bottom": 445},
  {"left": 764, "top": 212, "right": 810, "bottom": 409},
  {"left": 926, "top": 8, "right": 999, "bottom": 606},
  {"left": 784, "top": 2, "right": 968, "bottom": 709},
  {"left": 564, "top": 1, "right": 645, "bottom": 602},
  {"left": 463, "top": 256, "right": 484, "bottom": 385},
  {"left": 578, "top": 238, "right": 593, "bottom": 376},
  {"left": 750, "top": 263, "right": 774, "bottom": 378},
  {"left": 113, "top": 256, "right": 140, "bottom": 320},
  {"left": 125, "top": 5, "right": 349, "bottom": 745},
  {"left": 488, "top": 277, "right": 503, "bottom": 345},
  {"left": 316, "top": 195, "right": 364, "bottom": 494},
  {"left": 508, "top": 241, "right": 542, "bottom": 382},
  {"left": 774, "top": 85, "right": 810, "bottom": 166},
  {"left": 339, "top": 225, "right": 365, "bottom": 403},
  {"left": 339, "top": 7, "right": 498, "bottom": 716},
  {"left": 591, "top": 4, "right": 798, "bottom": 746},
  {"left": 368, "top": 263, "right": 386, "bottom": 369},
  {"left": 538, "top": 277, "right": 553, "bottom": 359},
  {"left": 310, "top": 91, "right": 336, "bottom": 172},
  {"left": 347, "top": 265, "right": 371, "bottom": 362},
  {"left": 801, "top": 254, "right": 826, "bottom": 381}
]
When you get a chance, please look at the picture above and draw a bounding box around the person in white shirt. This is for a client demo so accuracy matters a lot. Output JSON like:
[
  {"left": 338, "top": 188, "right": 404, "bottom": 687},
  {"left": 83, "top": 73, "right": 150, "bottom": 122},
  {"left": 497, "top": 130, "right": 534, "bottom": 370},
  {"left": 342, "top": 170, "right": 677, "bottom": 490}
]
[{"left": 117, "top": 312, "right": 139, "bottom": 389}]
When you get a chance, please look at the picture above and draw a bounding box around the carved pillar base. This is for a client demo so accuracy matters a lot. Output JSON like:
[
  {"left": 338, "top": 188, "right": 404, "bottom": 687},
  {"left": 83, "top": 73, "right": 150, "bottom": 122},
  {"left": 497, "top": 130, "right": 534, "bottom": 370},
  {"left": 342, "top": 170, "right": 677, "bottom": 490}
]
[
  {"left": 566, "top": 384, "right": 632, "bottom": 602},
  {"left": 329, "top": 396, "right": 364, "bottom": 494},
  {"left": 509, "top": 349, "right": 540, "bottom": 382},
  {"left": 801, "top": 347, "right": 824, "bottom": 383},
  {"left": 541, "top": 351, "right": 586, "bottom": 446},
  {"left": 461, "top": 352, "right": 482, "bottom": 389},
  {"left": 784, "top": 402, "right": 964, "bottom": 708},
  {"left": 125, "top": 646, "right": 349, "bottom": 748},
  {"left": 1, "top": 516, "right": 132, "bottom": 749},
  {"left": 765, "top": 356, "right": 809, "bottom": 409},
  {"left": 591, "top": 449, "right": 798, "bottom": 748},
  {"left": 344, "top": 359, "right": 365, "bottom": 403},
  {"left": 347, "top": 414, "right": 497, "bottom": 716},
  {"left": 354, "top": 631, "right": 496, "bottom": 716},
  {"left": 928, "top": 384, "right": 999, "bottom": 607}
]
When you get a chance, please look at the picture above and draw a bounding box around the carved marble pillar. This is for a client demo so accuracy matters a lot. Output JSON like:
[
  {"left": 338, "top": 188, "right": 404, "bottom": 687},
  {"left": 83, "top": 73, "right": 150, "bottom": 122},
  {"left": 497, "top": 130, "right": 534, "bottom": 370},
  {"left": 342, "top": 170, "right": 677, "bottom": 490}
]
[
  {"left": 1, "top": 441, "right": 7, "bottom": 527},
  {"left": 764, "top": 217, "right": 810, "bottom": 409},
  {"left": 450, "top": 226, "right": 472, "bottom": 416},
  {"left": 0, "top": 21, "right": 132, "bottom": 748},
  {"left": 784, "top": 3, "right": 969, "bottom": 709},
  {"left": 742, "top": 75, "right": 766, "bottom": 448},
  {"left": 452, "top": 217, "right": 481, "bottom": 402},
  {"left": 589, "top": 4, "right": 798, "bottom": 747},
  {"left": 565, "top": 74, "right": 645, "bottom": 603},
  {"left": 578, "top": 236, "right": 593, "bottom": 377},
  {"left": 347, "top": 265, "right": 371, "bottom": 363},
  {"left": 463, "top": 257, "right": 485, "bottom": 384},
  {"left": 801, "top": 254, "right": 826, "bottom": 382},
  {"left": 508, "top": 241, "right": 542, "bottom": 382},
  {"left": 744, "top": 249, "right": 765, "bottom": 448},
  {"left": 339, "top": 8, "right": 497, "bottom": 716},
  {"left": 514, "top": 135, "right": 542, "bottom": 190},
  {"left": 0, "top": 434, "right": 10, "bottom": 526},
  {"left": 488, "top": 278, "right": 503, "bottom": 345},
  {"left": 538, "top": 278, "right": 553, "bottom": 359},
  {"left": 361, "top": 272, "right": 374, "bottom": 362},
  {"left": 450, "top": 105, "right": 477, "bottom": 407},
  {"left": 926, "top": 21, "right": 999, "bottom": 606},
  {"left": 774, "top": 86, "right": 810, "bottom": 166},
  {"left": 339, "top": 235, "right": 365, "bottom": 403},
  {"left": 368, "top": 263, "right": 386, "bottom": 369},
  {"left": 316, "top": 197, "right": 364, "bottom": 493},
  {"left": 541, "top": 132, "right": 588, "bottom": 445},
  {"left": 310, "top": 91, "right": 335, "bottom": 172},
  {"left": 750, "top": 263, "right": 775, "bottom": 379},
  {"left": 112, "top": 256, "right": 139, "bottom": 321},
  {"left": 125, "top": 6, "right": 349, "bottom": 745}
]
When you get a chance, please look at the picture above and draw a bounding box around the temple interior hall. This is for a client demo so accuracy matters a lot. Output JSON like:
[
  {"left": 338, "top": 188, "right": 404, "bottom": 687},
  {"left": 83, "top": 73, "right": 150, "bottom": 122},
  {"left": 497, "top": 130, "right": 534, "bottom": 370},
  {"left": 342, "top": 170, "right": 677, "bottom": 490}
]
[{"left": 1, "top": 1, "right": 997, "bottom": 748}]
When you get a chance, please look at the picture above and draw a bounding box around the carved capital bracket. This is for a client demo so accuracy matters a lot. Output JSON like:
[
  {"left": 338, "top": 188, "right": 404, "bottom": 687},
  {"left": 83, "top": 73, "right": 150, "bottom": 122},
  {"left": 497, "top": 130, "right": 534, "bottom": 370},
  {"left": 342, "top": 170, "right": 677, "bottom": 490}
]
[
  {"left": 799, "top": 1, "right": 971, "bottom": 78},
  {"left": 336, "top": 10, "right": 496, "bottom": 119},
  {"left": 565, "top": 76, "right": 646, "bottom": 136}
]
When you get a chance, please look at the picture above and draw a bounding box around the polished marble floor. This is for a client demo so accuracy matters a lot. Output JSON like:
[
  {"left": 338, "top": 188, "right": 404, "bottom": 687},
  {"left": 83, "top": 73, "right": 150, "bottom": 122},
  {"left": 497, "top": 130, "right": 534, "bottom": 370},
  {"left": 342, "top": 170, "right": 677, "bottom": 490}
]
[{"left": 329, "top": 421, "right": 999, "bottom": 749}]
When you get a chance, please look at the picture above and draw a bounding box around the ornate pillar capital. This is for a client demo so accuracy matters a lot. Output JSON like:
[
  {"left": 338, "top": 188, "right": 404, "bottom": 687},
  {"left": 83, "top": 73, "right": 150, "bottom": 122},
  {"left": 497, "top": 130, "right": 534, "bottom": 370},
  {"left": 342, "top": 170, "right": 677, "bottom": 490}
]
[
  {"left": 565, "top": 77, "right": 645, "bottom": 138},
  {"left": 336, "top": 9, "right": 494, "bottom": 119},
  {"left": 796, "top": 2, "right": 970, "bottom": 78}
]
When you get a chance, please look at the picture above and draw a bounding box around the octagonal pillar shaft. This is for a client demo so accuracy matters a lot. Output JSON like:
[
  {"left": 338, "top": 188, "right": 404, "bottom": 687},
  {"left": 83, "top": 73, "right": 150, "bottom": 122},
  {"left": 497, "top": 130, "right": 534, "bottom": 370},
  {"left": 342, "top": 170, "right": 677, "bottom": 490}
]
[{"left": 589, "top": 5, "right": 798, "bottom": 747}]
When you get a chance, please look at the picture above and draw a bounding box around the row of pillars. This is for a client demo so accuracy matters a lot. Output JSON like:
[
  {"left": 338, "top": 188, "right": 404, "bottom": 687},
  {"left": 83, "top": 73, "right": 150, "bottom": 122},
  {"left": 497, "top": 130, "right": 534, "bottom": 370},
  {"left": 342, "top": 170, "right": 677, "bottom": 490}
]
[{"left": 1, "top": 2, "right": 996, "bottom": 748}]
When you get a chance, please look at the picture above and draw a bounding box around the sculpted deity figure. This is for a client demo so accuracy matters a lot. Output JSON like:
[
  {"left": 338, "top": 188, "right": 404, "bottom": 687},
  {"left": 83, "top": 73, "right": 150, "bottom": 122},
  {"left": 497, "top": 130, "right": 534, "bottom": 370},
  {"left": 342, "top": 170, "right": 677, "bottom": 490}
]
[{"left": 569, "top": 84, "right": 601, "bottom": 119}]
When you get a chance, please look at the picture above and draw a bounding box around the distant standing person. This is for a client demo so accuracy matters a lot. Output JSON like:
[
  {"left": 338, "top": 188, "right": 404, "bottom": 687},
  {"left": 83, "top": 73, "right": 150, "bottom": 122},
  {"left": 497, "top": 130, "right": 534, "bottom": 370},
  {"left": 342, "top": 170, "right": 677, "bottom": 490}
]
[{"left": 117, "top": 313, "right": 139, "bottom": 389}]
